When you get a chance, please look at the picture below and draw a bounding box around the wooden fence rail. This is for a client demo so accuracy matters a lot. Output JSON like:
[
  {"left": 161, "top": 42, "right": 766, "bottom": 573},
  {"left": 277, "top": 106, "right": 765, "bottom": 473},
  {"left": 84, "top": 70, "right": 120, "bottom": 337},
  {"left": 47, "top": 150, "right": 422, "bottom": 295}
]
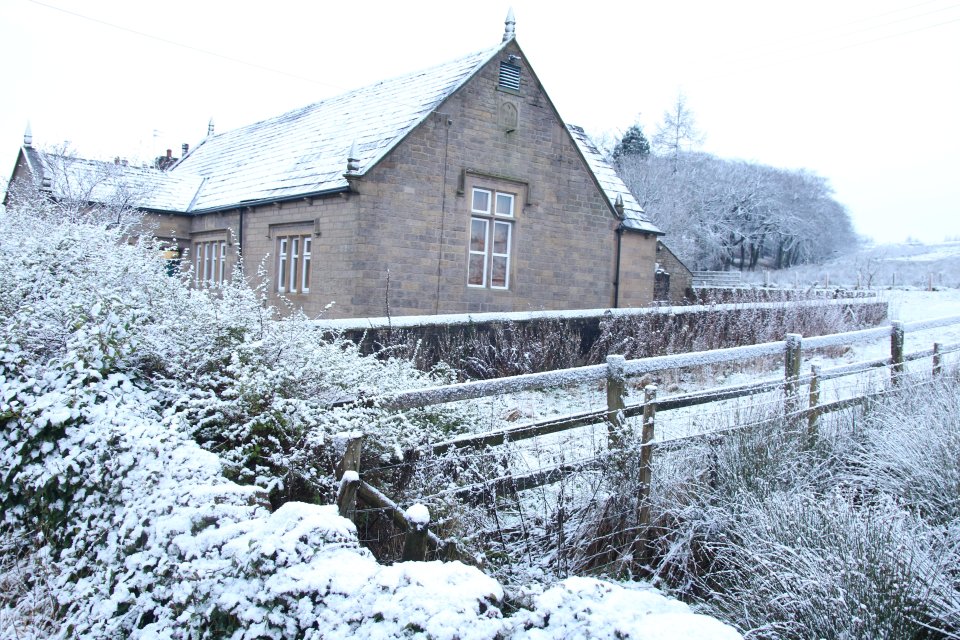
[{"left": 337, "top": 315, "right": 960, "bottom": 562}]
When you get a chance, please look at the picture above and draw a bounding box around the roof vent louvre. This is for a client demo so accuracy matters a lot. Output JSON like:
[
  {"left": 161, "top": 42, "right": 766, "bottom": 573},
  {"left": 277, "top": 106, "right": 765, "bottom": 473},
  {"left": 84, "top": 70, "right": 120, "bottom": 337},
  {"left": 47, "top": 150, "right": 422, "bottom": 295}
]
[{"left": 499, "top": 61, "right": 521, "bottom": 92}]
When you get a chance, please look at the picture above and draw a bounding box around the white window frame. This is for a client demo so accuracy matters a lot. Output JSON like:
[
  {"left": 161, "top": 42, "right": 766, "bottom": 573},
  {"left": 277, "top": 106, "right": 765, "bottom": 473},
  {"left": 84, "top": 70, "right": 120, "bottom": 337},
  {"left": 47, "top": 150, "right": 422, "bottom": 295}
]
[
  {"left": 218, "top": 241, "right": 227, "bottom": 283},
  {"left": 195, "top": 239, "right": 228, "bottom": 285},
  {"left": 467, "top": 217, "right": 489, "bottom": 288},
  {"left": 276, "top": 234, "right": 313, "bottom": 295},
  {"left": 490, "top": 220, "right": 512, "bottom": 290},
  {"left": 203, "top": 242, "right": 213, "bottom": 282},
  {"left": 467, "top": 187, "right": 515, "bottom": 290},
  {"left": 288, "top": 237, "right": 300, "bottom": 294},
  {"left": 195, "top": 244, "right": 203, "bottom": 284},
  {"left": 301, "top": 237, "right": 312, "bottom": 293},
  {"left": 277, "top": 238, "right": 289, "bottom": 293}
]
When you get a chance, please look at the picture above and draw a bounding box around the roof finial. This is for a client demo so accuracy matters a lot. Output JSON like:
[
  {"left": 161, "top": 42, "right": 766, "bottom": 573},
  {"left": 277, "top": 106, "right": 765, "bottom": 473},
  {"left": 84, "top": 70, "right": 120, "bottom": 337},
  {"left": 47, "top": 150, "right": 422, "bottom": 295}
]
[
  {"left": 346, "top": 141, "right": 360, "bottom": 174},
  {"left": 502, "top": 7, "right": 516, "bottom": 42},
  {"left": 614, "top": 194, "right": 625, "bottom": 218},
  {"left": 207, "top": 118, "right": 215, "bottom": 137},
  {"left": 23, "top": 122, "right": 33, "bottom": 148}
]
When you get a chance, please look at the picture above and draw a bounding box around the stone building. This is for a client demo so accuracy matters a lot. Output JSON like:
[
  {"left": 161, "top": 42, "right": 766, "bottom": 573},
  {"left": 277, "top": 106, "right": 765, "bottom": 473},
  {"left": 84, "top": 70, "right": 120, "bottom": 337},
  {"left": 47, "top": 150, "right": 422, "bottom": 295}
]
[
  {"left": 655, "top": 241, "right": 695, "bottom": 303},
  {"left": 7, "top": 12, "right": 669, "bottom": 319}
]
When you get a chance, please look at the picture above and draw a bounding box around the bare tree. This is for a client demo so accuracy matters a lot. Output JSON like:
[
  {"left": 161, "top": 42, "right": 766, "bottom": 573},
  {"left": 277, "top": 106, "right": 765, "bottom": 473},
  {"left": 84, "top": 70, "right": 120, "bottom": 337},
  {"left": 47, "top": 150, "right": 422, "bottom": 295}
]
[
  {"left": 6, "top": 143, "right": 155, "bottom": 232},
  {"left": 617, "top": 150, "right": 855, "bottom": 271},
  {"left": 652, "top": 93, "right": 705, "bottom": 162}
]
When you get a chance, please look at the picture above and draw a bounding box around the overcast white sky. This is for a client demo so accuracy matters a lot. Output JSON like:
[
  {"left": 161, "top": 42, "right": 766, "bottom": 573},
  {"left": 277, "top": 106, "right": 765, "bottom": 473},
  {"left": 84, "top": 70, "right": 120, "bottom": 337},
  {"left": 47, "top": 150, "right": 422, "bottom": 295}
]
[{"left": 2, "top": 0, "right": 958, "bottom": 244}]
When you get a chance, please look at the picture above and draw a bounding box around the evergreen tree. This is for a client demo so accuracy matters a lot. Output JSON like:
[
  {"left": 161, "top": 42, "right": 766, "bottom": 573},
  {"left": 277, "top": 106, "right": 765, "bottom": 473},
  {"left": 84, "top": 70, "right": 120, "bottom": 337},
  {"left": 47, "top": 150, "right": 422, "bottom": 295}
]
[{"left": 612, "top": 124, "right": 651, "bottom": 162}]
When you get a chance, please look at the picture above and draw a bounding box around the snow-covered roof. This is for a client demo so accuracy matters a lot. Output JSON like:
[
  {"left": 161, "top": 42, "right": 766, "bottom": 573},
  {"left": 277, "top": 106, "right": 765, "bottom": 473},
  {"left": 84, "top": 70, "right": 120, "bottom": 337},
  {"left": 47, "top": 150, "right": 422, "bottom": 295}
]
[
  {"left": 26, "top": 147, "right": 203, "bottom": 213},
  {"left": 172, "top": 43, "right": 508, "bottom": 212},
  {"left": 566, "top": 125, "right": 662, "bottom": 235}
]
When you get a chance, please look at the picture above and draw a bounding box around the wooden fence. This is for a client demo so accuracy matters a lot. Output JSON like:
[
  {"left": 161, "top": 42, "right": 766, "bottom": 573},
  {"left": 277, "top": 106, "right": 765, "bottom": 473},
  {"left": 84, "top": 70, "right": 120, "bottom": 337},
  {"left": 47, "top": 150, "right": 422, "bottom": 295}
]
[
  {"left": 334, "top": 315, "right": 960, "bottom": 563},
  {"left": 691, "top": 270, "right": 744, "bottom": 288}
]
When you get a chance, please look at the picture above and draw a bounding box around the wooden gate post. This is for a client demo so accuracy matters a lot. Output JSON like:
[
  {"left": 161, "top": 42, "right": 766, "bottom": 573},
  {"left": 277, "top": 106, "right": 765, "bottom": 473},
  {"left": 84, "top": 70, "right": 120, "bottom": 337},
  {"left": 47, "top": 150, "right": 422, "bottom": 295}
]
[
  {"left": 933, "top": 342, "right": 942, "bottom": 377},
  {"left": 402, "top": 504, "right": 430, "bottom": 562},
  {"left": 637, "top": 384, "right": 657, "bottom": 566},
  {"left": 336, "top": 435, "right": 363, "bottom": 520},
  {"left": 807, "top": 365, "right": 821, "bottom": 446},
  {"left": 638, "top": 385, "right": 657, "bottom": 525},
  {"left": 784, "top": 333, "right": 803, "bottom": 411},
  {"left": 606, "top": 355, "right": 627, "bottom": 450},
  {"left": 890, "top": 321, "right": 905, "bottom": 385}
]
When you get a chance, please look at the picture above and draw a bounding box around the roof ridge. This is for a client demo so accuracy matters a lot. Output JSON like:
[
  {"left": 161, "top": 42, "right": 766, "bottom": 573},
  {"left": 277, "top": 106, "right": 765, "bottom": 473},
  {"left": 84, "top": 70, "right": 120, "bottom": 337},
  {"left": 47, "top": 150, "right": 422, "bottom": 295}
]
[{"left": 191, "top": 42, "right": 508, "bottom": 150}]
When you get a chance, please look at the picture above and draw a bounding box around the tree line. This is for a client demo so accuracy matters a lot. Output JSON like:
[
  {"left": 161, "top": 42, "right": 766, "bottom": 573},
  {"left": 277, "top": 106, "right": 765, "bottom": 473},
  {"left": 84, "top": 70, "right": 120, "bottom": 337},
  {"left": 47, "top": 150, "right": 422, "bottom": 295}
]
[{"left": 612, "top": 95, "right": 857, "bottom": 271}]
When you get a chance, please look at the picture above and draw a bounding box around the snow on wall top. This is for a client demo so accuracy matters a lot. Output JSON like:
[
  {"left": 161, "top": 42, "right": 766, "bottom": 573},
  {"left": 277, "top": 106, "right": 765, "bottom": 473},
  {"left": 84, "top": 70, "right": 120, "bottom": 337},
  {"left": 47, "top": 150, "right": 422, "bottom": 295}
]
[
  {"left": 28, "top": 148, "right": 204, "bottom": 213},
  {"left": 171, "top": 43, "right": 508, "bottom": 212},
  {"left": 566, "top": 124, "right": 661, "bottom": 235}
]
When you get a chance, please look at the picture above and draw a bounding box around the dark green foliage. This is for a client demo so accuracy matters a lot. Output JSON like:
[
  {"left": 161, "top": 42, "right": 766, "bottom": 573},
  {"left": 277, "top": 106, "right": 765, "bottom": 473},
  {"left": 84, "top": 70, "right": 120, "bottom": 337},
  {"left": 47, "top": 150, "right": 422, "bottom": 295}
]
[{"left": 612, "top": 124, "right": 651, "bottom": 162}]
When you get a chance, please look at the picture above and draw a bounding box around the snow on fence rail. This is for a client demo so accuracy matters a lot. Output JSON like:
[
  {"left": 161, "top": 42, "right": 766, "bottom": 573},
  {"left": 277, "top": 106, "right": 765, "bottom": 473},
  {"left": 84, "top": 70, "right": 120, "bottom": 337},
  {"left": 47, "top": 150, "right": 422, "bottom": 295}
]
[{"left": 335, "top": 315, "right": 960, "bottom": 566}]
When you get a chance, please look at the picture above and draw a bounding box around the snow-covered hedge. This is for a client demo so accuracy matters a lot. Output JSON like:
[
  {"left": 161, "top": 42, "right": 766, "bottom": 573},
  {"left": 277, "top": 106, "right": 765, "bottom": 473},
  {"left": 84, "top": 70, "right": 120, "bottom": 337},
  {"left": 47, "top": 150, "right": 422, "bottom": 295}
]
[{"left": 0, "top": 187, "right": 741, "bottom": 638}]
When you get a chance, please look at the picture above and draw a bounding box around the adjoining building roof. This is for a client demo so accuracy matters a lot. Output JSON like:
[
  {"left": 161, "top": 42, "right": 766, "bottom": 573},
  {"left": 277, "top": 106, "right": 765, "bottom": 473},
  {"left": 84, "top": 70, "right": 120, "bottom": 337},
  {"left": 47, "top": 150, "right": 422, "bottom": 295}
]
[
  {"left": 172, "top": 43, "right": 508, "bottom": 212},
  {"left": 21, "top": 145, "right": 203, "bottom": 213},
  {"left": 566, "top": 124, "right": 662, "bottom": 235}
]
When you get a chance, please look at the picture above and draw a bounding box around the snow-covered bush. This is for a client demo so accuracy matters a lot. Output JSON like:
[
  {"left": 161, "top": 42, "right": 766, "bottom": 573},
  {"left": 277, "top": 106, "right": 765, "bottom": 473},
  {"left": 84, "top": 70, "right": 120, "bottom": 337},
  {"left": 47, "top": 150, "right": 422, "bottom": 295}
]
[
  {"left": 1, "top": 181, "right": 478, "bottom": 507},
  {"left": 0, "top": 185, "right": 489, "bottom": 636}
]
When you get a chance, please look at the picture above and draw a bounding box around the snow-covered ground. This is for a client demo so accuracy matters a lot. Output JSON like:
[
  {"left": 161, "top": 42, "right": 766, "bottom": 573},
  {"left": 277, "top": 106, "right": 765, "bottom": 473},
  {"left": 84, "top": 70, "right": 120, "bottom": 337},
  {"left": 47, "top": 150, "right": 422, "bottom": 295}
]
[{"left": 746, "top": 238, "right": 960, "bottom": 290}]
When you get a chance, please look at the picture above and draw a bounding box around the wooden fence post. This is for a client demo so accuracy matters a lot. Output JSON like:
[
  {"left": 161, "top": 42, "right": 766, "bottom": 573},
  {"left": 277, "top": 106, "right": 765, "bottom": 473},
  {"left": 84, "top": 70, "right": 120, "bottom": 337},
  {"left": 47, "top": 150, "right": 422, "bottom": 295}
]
[
  {"left": 933, "top": 342, "right": 942, "bottom": 377},
  {"left": 784, "top": 333, "right": 803, "bottom": 411},
  {"left": 336, "top": 435, "right": 363, "bottom": 520},
  {"left": 402, "top": 504, "right": 430, "bottom": 562},
  {"left": 807, "top": 365, "right": 821, "bottom": 446},
  {"left": 637, "top": 384, "right": 657, "bottom": 565},
  {"left": 890, "top": 321, "right": 904, "bottom": 385},
  {"left": 606, "top": 355, "right": 627, "bottom": 450}
]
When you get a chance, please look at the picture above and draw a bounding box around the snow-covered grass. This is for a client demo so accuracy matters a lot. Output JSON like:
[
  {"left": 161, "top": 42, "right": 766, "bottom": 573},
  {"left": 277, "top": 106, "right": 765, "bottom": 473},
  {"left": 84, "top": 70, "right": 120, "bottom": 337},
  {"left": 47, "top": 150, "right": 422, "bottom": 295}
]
[
  {"left": 646, "top": 373, "right": 960, "bottom": 638},
  {"left": 0, "top": 186, "right": 741, "bottom": 639}
]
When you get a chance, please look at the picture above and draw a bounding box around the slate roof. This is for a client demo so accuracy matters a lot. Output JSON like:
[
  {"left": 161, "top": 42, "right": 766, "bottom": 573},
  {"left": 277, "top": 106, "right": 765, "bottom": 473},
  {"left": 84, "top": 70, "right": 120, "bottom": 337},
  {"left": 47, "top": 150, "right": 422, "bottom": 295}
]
[
  {"left": 566, "top": 125, "right": 662, "bottom": 235},
  {"left": 172, "top": 43, "right": 508, "bottom": 212},
  {"left": 23, "top": 146, "right": 203, "bottom": 213}
]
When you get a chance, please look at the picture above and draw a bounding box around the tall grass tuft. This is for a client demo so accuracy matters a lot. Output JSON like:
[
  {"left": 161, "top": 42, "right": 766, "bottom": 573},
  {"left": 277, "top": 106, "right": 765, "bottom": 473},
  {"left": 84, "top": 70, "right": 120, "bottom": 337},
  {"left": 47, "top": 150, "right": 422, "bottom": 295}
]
[{"left": 642, "top": 373, "right": 960, "bottom": 638}]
